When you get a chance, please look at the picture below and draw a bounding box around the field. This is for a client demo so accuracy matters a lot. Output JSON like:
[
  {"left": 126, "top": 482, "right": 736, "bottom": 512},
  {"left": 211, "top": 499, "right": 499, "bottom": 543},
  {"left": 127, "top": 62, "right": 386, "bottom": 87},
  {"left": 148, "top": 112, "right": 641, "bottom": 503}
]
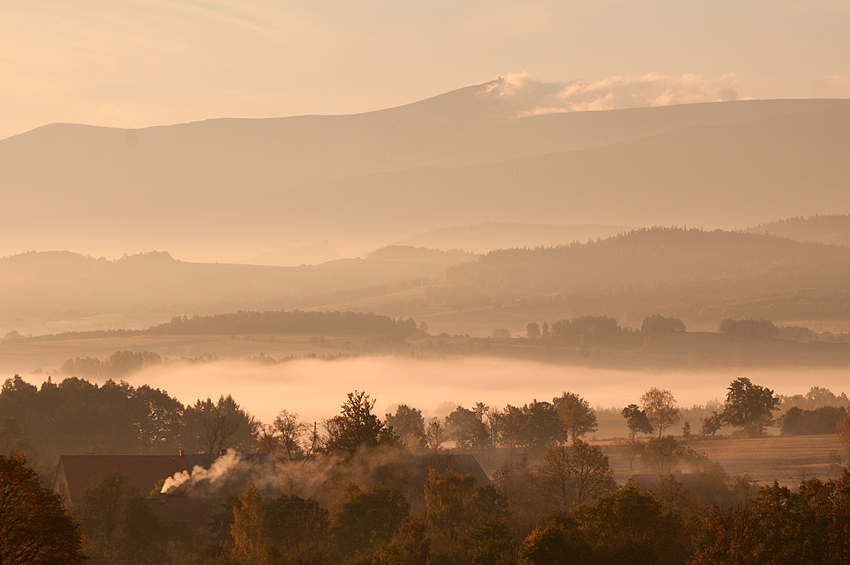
[
  {"left": 601, "top": 435, "right": 845, "bottom": 487},
  {"left": 3, "top": 329, "right": 850, "bottom": 376}
]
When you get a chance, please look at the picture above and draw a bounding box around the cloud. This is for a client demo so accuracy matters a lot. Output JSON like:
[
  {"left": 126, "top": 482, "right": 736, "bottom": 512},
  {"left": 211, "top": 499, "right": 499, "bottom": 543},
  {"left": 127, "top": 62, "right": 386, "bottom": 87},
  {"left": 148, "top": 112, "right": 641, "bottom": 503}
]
[
  {"left": 557, "top": 73, "right": 739, "bottom": 112},
  {"left": 483, "top": 73, "right": 740, "bottom": 118},
  {"left": 516, "top": 106, "right": 568, "bottom": 118},
  {"left": 486, "top": 71, "right": 531, "bottom": 97}
]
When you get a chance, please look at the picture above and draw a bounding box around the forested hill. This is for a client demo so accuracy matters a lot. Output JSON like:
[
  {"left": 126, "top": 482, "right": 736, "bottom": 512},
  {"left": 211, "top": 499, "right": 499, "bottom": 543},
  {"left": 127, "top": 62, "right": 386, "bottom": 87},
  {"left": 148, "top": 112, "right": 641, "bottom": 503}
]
[
  {"left": 446, "top": 228, "right": 850, "bottom": 295},
  {"left": 16, "top": 310, "right": 419, "bottom": 342},
  {"left": 0, "top": 246, "right": 475, "bottom": 332},
  {"left": 745, "top": 215, "right": 850, "bottom": 247}
]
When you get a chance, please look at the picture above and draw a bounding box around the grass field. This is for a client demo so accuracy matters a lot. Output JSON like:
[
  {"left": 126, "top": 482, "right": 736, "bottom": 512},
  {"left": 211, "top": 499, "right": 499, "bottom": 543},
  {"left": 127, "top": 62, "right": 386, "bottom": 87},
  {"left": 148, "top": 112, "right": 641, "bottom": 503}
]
[{"left": 600, "top": 435, "right": 846, "bottom": 487}]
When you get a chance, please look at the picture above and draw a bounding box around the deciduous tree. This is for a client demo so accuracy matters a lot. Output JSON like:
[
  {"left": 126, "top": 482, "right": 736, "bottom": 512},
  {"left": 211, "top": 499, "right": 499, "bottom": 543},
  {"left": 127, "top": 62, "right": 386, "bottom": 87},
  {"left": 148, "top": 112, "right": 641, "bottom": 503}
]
[
  {"left": 640, "top": 388, "right": 681, "bottom": 437},
  {"left": 324, "top": 390, "right": 390, "bottom": 454},
  {"left": 553, "top": 392, "right": 597, "bottom": 443},
  {"left": 621, "top": 404, "right": 653, "bottom": 441},
  {"left": 0, "top": 451, "right": 86, "bottom": 565},
  {"left": 721, "top": 377, "right": 780, "bottom": 437}
]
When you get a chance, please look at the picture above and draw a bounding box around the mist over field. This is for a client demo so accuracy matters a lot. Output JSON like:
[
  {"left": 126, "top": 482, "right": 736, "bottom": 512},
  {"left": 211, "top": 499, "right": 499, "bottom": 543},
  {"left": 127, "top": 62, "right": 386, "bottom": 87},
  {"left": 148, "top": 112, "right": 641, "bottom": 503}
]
[
  {"left": 4, "top": 2, "right": 850, "bottom": 562},
  {"left": 11, "top": 357, "right": 846, "bottom": 429}
]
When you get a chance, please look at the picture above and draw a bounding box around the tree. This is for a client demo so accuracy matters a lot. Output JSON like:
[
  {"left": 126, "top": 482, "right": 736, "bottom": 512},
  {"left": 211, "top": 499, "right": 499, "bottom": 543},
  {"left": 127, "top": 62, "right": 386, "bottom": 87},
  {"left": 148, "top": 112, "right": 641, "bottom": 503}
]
[
  {"left": 553, "top": 392, "right": 597, "bottom": 443},
  {"left": 424, "top": 468, "right": 478, "bottom": 533},
  {"left": 571, "top": 485, "right": 690, "bottom": 565},
  {"left": 621, "top": 404, "right": 653, "bottom": 441},
  {"left": 445, "top": 406, "right": 489, "bottom": 450},
  {"left": 0, "top": 451, "right": 86, "bottom": 565},
  {"left": 700, "top": 412, "right": 723, "bottom": 436},
  {"left": 426, "top": 417, "right": 445, "bottom": 452},
  {"left": 641, "top": 315, "right": 686, "bottom": 333},
  {"left": 721, "top": 377, "right": 780, "bottom": 437},
  {"left": 641, "top": 436, "right": 684, "bottom": 475},
  {"left": 231, "top": 482, "right": 265, "bottom": 560},
  {"left": 640, "top": 388, "right": 681, "bottom": 437},
  {"left": 76, "top": 471, "right": 164, "bottom": 565},
  {"left": 519, "top": 400, "right": 563, "bottom": 448},
  {"left": 520, "top": 514, "right": 593, "bottom": 565},
  {"left": 324, "top": 390, "right": 390, "bottom": 454},
  {"left": 837, "top": 412, "right": 850, "bottom": 448},
  {"left": 719, "top": 318, "right": 778, "bottom": 338},
  {"left": 386, "top": 404, "right": 426, "bottom": 451},
  {"left": 184, "top": 394, "right": 256, "bottom": 454},
  {"left": 262, "top": 409, "right": 309, "bottom": 462},
  {"left": 537, "top": 441, "right": 613, "bottom": 509},
  {"left": 527, "top": 322, "right": 541, "bottom": 338},
  {"left": 332, "top": 486, "right": 410, "bottom": 555}
]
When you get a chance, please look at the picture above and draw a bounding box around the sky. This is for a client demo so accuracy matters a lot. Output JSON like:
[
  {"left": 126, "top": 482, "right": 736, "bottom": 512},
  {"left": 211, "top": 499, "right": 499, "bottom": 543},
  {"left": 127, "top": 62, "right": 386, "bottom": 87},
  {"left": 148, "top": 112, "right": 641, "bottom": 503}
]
[{"left": 1, "top": 0, "right": 849, "bottom": 141}]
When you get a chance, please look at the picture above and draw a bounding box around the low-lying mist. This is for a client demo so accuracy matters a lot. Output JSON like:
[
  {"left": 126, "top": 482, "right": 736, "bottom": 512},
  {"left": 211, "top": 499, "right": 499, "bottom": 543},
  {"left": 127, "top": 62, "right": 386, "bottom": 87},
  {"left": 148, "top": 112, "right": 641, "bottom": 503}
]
[{"left": 22, "top": 356, "right": 841, "bottom": 430}]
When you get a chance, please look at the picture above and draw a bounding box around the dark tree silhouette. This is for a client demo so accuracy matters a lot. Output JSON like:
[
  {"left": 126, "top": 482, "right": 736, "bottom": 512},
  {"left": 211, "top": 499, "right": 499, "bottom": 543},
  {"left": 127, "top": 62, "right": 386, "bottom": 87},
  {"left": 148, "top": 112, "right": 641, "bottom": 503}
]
[
  {"left": 324, "top": 391, "right": 390, "bottom": 454},
  {"left": 721, "top": 377, "right": 780, "bottom": 437},
  {"left": 0, "top": 451, "right": 86, "bottom": 565},
  {"left": 553, "top": 392, "right": 597, "bottom": 443},
  {"left": 621, "top": 404, "right": 654, "bottom": 440}
]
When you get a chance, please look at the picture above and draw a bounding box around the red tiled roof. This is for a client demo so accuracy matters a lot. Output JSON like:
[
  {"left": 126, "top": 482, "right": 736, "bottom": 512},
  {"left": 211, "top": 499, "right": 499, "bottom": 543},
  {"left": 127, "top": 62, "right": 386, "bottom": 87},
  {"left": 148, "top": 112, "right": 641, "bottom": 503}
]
[{"left": 54, "top": 454, "right": 190, "bottom": 503}]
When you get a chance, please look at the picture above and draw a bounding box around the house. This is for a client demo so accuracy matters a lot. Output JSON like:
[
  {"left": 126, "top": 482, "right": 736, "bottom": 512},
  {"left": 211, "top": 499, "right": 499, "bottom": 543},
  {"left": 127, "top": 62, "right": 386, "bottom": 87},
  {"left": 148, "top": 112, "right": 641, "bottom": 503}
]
[{"left": 53, "top": 452, "right": 276, "bottom": 505}]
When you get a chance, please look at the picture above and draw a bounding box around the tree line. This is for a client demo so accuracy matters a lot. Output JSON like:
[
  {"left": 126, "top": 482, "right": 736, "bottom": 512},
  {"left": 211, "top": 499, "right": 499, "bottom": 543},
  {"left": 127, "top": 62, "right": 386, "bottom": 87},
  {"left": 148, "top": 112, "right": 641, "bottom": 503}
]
[
  {"left": 12, "top": 309, "right": 421, "bottom": 343},
  {"left": 4, "top": 381, "right": 850, "bottom": 564}
]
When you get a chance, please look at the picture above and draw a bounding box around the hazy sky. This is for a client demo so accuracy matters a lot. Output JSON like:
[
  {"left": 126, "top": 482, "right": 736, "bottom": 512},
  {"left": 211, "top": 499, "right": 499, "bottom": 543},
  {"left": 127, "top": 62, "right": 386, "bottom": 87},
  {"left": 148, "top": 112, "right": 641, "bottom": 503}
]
[{"left": 2, "top": 0, "right": 848, "bottom": 141}]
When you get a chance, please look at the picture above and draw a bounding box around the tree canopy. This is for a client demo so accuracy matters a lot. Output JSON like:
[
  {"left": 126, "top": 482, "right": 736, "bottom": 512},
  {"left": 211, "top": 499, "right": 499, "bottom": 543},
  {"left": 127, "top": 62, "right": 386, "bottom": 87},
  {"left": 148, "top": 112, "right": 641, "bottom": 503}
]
[
  {"left": 721, "top": 377, "right": 780, "bottom": 437},
  {"left": 0, "top": 451, "right": 86, "bottom": 565},
  {"left": 640, "top": 388, "right": 681, "bottom": 438},
  {"left": 324, "top": 391, "right": 391, "bottom": 454}
]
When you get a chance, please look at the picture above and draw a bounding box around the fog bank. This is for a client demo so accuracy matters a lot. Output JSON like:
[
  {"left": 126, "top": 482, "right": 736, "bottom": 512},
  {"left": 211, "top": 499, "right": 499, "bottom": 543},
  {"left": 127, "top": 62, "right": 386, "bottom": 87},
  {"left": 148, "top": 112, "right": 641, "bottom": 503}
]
[{"left": 88, "top": 357, "right": 850, "bottom": 425}]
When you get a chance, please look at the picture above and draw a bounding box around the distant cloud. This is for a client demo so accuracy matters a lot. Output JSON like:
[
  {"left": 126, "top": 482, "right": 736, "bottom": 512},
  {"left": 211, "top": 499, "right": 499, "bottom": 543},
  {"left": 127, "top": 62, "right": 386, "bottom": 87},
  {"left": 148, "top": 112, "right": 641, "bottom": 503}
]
[
  {"left": 516, "top": 106, "right": 568, "bottom": 118},
  {"left": 557, "top": 73, "right": 739, "bottom": 111},
  {"left": 487, "top": 71, "right": 532, "bottom": 97},
  {"left": 486, "top": 73, "right": 740, "bottom": 117}
]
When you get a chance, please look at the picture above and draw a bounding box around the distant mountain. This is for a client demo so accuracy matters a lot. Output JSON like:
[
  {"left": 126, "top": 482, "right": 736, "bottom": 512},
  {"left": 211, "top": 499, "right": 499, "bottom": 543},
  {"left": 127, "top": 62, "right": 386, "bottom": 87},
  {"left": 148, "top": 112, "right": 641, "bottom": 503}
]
[
  {"left": 396, "top": 223, "right": 631, "bottom": 253},
  {"left": 1, "top": 82, "right": 847, "bottom": 261},
  {"left": 0, "top": 247, "right": 477, "bottom": 335},
  {"left": 745, "top": 215, "right": 850, "bottom": 247},
  {"left": 448, "top": 228, "right": 850, "bottom": 292},
  {"left": 446, "top": 228, "right": 850, "bottom": 324},
  {"left": 246, "top": 241, "right": 342, "bottom": 266}
]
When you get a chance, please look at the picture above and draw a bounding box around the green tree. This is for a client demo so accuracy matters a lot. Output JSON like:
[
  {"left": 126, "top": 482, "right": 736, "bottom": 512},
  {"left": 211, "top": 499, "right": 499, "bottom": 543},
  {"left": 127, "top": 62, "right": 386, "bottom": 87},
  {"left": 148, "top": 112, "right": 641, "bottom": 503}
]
[
  {"left": 640, "top": 388, "right": 681, "bottom": 437},
  {"left": 721, "top": 377, "right": 780, "bottom": 437},
  {"left": 231, "top": 482, "right": 265, "bottom": 560},
  {"left": 445, "top": 406, "right": 489, "bottom": 450},
  {"left": 572, "top": 486, "right": 690, "bottom": 564},
  {"left": 184, "top": 394, "right": 256, "bottom": 454},
  {"left": 425, "top": 417, "right": 445, "bottom": 452},
  {"left": 324, "top": 390, "right": 391, "bottom": 454},
  {"left": 553, "top": 392, "right": 597, "bottom": 443},
  {"left": 700, "top": 412, "right": 723, "bottom": 436},
  {"left": 641, "top": 436, "right": 684, "bottom": 475},
  {"left": 537, "top": 441, "right": 614, "bottom": 509},
  {"left": 519, "top": 514, "right": 593, "bottom": 565},
  {"left": 519, "top": 400, "right": 563, "bottom": 448},
  {"left": 641, "top": 315, "right": 686, "bottom": 332},
  {"left": 0, "top": 451, "right": 86, "bottom": 565},
  {"left": 526, "top": 322, "right": 541, "bottom": 338},
  {"left": 76, "top": 471, "right": 164, "bottom": 565},
  {"left": 621, "top": 404, "right": 653, "bottom": 440},
  {"left": 386, "top": 404, "right": 426, "bottom": 451},
  {"left": 332, "top": 486, "right": 410, "bottom": 555},
  {"left": 424, "top": 468, "right": 478, "bottom": 534}
]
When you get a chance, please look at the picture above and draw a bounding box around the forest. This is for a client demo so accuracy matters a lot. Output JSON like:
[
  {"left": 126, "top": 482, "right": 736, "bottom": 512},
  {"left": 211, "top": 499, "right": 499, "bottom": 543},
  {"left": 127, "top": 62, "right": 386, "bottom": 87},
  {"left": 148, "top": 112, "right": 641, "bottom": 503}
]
[{"left": 3, "top": 373, "right": 850, "bottom": 564}]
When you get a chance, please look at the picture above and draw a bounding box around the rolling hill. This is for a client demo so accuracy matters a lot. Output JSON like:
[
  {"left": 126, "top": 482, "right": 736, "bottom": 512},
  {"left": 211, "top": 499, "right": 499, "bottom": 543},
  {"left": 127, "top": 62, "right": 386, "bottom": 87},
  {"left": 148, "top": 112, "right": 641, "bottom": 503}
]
[{"left": 1, "top": 79, "right": 847, "bottom": 262}]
